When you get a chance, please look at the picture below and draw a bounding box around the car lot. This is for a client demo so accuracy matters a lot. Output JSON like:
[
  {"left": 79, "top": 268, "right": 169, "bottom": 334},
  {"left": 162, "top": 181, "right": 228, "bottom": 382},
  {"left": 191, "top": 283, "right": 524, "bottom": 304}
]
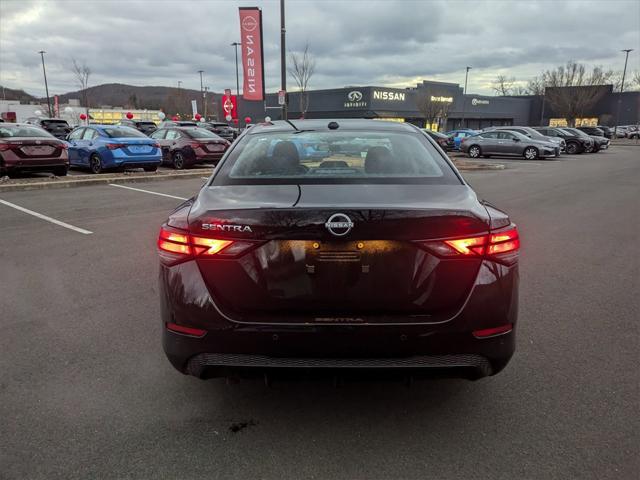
[{"left": 1, "top": 146, "right": 638, "bottom": 479}]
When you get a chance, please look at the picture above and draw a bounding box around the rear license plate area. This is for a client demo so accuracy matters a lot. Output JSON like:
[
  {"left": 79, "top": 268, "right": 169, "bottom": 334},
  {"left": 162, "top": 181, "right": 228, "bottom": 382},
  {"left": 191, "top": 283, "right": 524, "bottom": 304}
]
[{"left": 22, "top": 146, "right": 54, "bottom": 156}]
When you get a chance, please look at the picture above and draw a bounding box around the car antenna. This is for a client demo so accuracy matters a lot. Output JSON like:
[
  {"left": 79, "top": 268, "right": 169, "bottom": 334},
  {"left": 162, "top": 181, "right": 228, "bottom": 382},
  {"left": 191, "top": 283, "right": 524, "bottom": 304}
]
[{"left": 284, "top": 119, "right": 299, "bottom": 131}]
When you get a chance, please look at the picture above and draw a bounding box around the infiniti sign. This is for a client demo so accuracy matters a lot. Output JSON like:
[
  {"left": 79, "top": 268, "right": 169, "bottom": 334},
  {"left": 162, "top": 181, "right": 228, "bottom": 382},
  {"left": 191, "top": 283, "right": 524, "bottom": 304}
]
[
  {"left": 325, "top": 213, "right": 354, "bottom": 236},
  {"left": 347, "top": 91, "right": 363, "bottom": 102}
]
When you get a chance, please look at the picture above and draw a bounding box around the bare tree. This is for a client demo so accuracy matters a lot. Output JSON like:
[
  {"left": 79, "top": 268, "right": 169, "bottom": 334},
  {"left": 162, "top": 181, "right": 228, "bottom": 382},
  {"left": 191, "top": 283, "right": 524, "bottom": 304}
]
[
  {"left": 288, "top": 43, "right": 316, "bottom": 117},
  {"left": 526, "top": 76, "right": 546, "bottom": 95},
  {"left": 491, "top": 75, "right": 516, "bottom": 96},
  {"left": 629, "top": 71, "right": 640, "bottom": 91},
  {"left": 416, "top": 92, "right": 451, "bottom": 130},
  {"left": 71, "top": 58, "right": 91, "bottom": 116},
  {"left": 538, "top": 61, "right": 615, "bottom": 126}
]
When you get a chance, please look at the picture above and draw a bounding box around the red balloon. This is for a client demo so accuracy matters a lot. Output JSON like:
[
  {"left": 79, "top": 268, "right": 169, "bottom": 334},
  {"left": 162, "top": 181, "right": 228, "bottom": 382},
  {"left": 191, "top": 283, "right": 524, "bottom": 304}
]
[
  {"left": 244, "top": 116, "right": 251, "bottom": 123},
  {"left": 126, "top": 112, "right": 134, "bottom": 120},
  {"left": 172, "top": 116, "right": 179, "bottom": 121},
  {"left": 194, "top": 113, "right": 202, "bottom": 121},
  {"left": 232, "top": 118, "right": 239, "bottom": 124},
  {"left": 79, "top": 113, "right": 87, "bottom": 120}
]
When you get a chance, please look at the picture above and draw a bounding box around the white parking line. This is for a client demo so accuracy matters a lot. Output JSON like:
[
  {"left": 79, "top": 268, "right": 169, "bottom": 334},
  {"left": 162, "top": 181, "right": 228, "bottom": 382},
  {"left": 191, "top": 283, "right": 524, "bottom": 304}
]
[
  {"left": 108, "top": 183, "right": 187, "bottom": 201},
  {"left": 0, "top": 199, "right": 93, "bottom": 235}
]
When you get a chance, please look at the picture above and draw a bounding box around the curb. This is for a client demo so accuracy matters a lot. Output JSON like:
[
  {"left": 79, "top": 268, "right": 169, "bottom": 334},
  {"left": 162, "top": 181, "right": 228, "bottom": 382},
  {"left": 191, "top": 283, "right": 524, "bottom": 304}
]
[
  {"left": 453, "top": 161, "right": 505, "bottom": 171},
  {"left": 0, "top": 170, "right": 212, "bottom": 193}
]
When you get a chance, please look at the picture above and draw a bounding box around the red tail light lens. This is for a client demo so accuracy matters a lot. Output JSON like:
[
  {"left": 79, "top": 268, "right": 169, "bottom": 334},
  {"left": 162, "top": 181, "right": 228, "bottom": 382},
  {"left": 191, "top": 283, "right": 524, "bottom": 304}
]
[
  {"left": 166, "top": 322, "right": 207, "bottom": 337},
  {"left": 157, "top": 226, "right": 257, "bottom": 264},
  {"left": 106, "top": 143, "right": 125, "bottom": 150},
  {"left": 190, "top": 142, "right": 204, "bottom": 149},
  {"left": 0, "top": 143, "right": 11, "bottom": 151},
  {"left": 59, "top": 143, "right": 69, "bottom": 150},
  {"left": 473, "top": 323, "right": 513, "bottom": 338},
  {"left": 444, "top": 236, "right": 487, "bottom": 256}
]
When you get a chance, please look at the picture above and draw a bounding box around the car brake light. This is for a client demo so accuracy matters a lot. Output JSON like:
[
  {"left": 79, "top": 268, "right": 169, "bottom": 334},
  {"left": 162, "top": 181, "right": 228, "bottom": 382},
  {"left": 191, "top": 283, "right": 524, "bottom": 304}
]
[
  {"left": 421, "top": 225, "right": 519, "bottom": 263},
  {"left": 0, "top": 143, "right": 11, "bottom": 151},
  {"left": 191, "top": 142, "right": 204, "bottom": 149},
  {"left": 473, "top": 324, "right": 513, "bottom": 338},
  {"left": 166, "top": 322, "right": 207, "bottom": 337},
  {"left": 106, "top": 143, "right": 125, "bottom": 150},
  {"left": 59, "top": 143, "right": 69, "bottom": 150}
]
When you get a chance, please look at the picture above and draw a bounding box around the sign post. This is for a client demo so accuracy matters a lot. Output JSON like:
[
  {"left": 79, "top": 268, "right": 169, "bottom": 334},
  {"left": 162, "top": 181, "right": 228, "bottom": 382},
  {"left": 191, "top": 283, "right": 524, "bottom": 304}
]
[{"left": 278, "top": 90, "right": 286, "bottom": 106}]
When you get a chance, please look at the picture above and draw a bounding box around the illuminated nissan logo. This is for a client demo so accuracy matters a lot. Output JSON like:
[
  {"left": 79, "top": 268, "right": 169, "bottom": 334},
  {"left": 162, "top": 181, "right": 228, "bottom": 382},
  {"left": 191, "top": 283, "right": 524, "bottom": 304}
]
[
  {"left": 347, "top": 91, "right": 363, "bottom": 102},
  {"left": 325, "top": 213, "right": 354, "bottom": 237}
]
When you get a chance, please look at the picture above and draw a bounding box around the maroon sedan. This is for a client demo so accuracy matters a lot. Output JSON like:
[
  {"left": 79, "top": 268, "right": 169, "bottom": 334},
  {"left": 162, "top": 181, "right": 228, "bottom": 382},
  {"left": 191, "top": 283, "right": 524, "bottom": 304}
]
[
  {"left": 150, "top": 127, "right": 230, "bottom": 169},
  {"left": 0, "top": 123, "right": 69, "bottom": 176}
]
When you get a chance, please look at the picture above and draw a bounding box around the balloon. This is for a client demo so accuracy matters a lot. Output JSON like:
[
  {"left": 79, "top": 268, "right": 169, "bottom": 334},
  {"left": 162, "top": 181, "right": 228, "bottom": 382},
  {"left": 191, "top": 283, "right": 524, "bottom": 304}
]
[
  {"left": 172, "top": 116, "right": 179, "bottom": 121},
  {"left": 232, "top": 118, "right": 239, "bottom": 124},
  {"left": 225, "top": 115, "right": 232, "bottom": 122},
  {"left": 157, "top": 111, "right": 166, "bottom": 120},
  {"left": 64, "top": 107, "right": 73, "bottom": 114},
  {"left": 199, "top": 117, "right": 206, "bottom": 123},
  {"left": 194, "top": 113, "right": 202, "bottom": 121},
  {"left": 126, "top": 112, "right": 134, "bottom": 120},
  {"left": 34, "top": 110, "right": 43, "bottom": 116},
  {"left": 265, "top": 116, "right": 271, "bottom": 122},
  {"left": 79, "top": 113, "right": 87, "bottom": 120},
  {"left": 244, "top": 116, "right": 251, "bottom": 123}
]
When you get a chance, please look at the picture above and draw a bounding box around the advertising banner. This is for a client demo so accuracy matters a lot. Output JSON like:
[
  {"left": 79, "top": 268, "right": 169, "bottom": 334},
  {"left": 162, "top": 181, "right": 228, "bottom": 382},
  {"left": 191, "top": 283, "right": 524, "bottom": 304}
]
[
  {"left": 222, "top": 93, "right": 238, "bottom": 120},
  {"left": 191, "top": 99, "right": 198, "bottom": 117},
  {"left": 239, "top": 7, "right": 265, "bottom": 101},
  {"left": 54, "top": 95, "right": 59, "bottom": 117}
]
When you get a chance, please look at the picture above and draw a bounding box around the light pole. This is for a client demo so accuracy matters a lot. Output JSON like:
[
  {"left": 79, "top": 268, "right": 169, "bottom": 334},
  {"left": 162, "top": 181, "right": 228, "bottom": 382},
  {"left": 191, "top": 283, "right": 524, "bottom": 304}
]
[
  {"left": 280, "top": 0, "right": 287, "bottom": 120},
  {"left": 614, "top": 49, "right": 633, "bottom": 136},
  {"left": 38, "top": 51, "right": 53, "bottom": 117},
  {"left": 203, "top": 86, "right": 209, "bottom": 119},
  {"left": 197, "top": 70, "right": 204, "bottom": 116},
  {"left": 460, "top": 66, "right": 471, "bottom": 128},
  {"left": 231, "top": 42, "right": 241, "bottom": 98}
]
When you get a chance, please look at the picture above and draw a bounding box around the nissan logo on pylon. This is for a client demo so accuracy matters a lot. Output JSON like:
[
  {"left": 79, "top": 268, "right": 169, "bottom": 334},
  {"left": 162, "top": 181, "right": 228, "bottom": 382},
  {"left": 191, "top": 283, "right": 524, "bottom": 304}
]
[
  {"left": 347, "top": 91, "right": 363, "bottom": 102},
  {"left": 242, "top": 15, "right": 258, "bottom": 32}
]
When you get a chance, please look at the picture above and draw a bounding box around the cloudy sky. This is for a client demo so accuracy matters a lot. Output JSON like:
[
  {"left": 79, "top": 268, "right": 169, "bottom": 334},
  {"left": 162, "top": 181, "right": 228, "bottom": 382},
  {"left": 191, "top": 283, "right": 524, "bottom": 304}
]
[{"left": 1, "top": 0, "right": 639, "bottom": 97}]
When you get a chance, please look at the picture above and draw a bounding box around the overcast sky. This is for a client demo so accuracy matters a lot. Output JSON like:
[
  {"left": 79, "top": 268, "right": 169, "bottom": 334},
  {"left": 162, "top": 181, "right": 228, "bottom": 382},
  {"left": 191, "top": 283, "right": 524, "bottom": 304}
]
[{"left": 1, "top": 0, "right": 639, "bottom": 98}]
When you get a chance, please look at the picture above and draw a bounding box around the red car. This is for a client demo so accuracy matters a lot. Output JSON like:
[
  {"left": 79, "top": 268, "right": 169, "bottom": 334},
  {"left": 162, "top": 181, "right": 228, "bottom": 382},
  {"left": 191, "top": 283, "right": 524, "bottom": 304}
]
[
  {"left": 0, "top": 123, "right": 69, "bottom": 176},
  {"left": 150, "top": 127, "right": 230, "bottom": 169}
]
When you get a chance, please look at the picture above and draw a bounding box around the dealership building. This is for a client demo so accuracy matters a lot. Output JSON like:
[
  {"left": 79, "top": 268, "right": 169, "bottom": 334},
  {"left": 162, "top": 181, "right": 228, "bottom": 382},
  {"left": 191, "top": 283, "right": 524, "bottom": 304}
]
[{"left": 234, "top": 80, "right": 640, "bottom": 131}]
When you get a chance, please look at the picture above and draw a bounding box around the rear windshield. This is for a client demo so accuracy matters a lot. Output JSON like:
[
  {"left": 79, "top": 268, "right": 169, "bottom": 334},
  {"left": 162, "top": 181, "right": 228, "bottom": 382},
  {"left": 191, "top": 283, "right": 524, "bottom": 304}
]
[
  {"left": 102, "top": 127, "right": 148, "bottom": 138},
  {"left": 0, "top": 126, "right": 54, "bottom": 138},
  {"left": 186, "top": 128, "right": 221, "bottom": 139},
  {"left": 136, "top": 122, "right": 156, "bottom": 127},
  {"left": 213, "top": 130, "right": 460, "bottom": 185},
  {"left": 41, "top": 120, "right": 70, "bottom": 127}
]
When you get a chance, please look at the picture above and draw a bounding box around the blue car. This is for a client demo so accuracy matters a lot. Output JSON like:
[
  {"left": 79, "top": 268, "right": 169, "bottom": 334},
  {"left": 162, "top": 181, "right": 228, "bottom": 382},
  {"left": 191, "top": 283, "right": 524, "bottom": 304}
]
[
  {"left": 67, "top": 124, "right": 162, "bottom": 173},
  {"left": 445, "top": 129, "right": 478, "bottom": 150}
]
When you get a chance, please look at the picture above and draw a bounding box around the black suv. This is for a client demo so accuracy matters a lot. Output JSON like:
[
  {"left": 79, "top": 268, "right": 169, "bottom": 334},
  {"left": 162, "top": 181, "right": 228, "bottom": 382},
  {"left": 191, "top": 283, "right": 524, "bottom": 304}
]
[
  {"left": 199, "top": 122, "right": 237, "bottom": 142},
  {"left": 533, "top": 127, "right": 593, "bottom": 154},
  {"left": 24, "top": 117, "right": 72, "bottom": 140},
  {"left": 577, "top": 126, "right": 606, "bottom": 137},
  {"left": 116, "top": 119, "right": 157, "bottom": 135}
]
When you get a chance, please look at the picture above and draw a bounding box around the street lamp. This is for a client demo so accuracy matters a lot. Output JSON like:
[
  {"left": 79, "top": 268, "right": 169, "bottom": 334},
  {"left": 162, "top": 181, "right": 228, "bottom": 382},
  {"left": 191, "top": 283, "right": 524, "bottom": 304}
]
[
  {"left": 280, "top": 0, "right": 287, "bottom": 120},
  {"left": 38, "top": 51, "right": 53, "bottom": 117},
  {"left": 231, "top": 42, "right": 241, "bottom": 98},
  {"left": 197, "top": 70, "right": 204, "bottom": 115},
  {"left": 460, "top": 66, "right": 471, "bottom": 128},
  {"left": 614, "top": 49, "right": 633, "bottom": 136}
]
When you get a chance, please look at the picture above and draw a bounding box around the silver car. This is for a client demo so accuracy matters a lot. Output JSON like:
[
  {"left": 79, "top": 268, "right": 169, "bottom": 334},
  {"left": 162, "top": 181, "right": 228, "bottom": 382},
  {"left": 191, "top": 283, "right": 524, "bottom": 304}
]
[
  {"left": 461, "top": 130, "right": 560, "bottom": 160},
  {"left": 485, "top": 126, "right": 566, "bottom": 152}
]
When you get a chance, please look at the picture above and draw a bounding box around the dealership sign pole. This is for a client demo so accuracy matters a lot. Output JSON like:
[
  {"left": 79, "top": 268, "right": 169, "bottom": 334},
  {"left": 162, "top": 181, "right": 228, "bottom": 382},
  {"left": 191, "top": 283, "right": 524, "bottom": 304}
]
[{"left": 239, "top": 7, "right": 265, "bottom": 125}]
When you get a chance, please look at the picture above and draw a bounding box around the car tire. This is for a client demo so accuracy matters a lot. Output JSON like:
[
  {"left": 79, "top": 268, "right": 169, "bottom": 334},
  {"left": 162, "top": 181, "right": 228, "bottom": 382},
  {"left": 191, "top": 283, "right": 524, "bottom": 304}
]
[
  {"left": 89, "top": 154, "right": 103, "bottom": 174},
  {"left": 144, "top": 165, "right": 158, "bottom": 172},
  {"left": 468, "top": 145, "right": 481, "bottom": 158},
  {"left": 172, "top": 151, "right": 185, "bottom": 170},
  {"left": 523, "top": 147, "right": 538, "bottom": 160},
  {"left": 52, "top": 166, "right": 68, "bottom": 176},
  {"left": 565, "top": 142, "right": 579, "bottom": 154}
]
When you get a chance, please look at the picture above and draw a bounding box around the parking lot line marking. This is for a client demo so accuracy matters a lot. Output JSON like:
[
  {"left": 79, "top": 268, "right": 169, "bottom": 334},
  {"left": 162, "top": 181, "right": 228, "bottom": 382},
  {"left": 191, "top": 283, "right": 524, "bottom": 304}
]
[
  {"left": 108, "top": 183, "right": 187, "bottom": 201},
  {"left": 0, "top": 199, "right": 93, "bottom": 235}
]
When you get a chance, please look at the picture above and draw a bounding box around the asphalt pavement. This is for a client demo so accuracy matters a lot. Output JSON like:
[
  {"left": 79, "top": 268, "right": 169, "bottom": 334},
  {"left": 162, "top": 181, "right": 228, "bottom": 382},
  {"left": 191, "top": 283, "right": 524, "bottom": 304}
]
[{"left": 1, "top": 147, "right": 638, "bottom": 479}]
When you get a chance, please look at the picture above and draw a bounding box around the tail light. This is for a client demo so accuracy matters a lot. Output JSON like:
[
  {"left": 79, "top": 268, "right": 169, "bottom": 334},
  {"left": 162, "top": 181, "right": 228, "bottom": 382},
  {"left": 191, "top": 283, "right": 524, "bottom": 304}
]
[
  {"left": 190, "top": 142, "right": 204, "bottom": 149},
  {"left": 59, "top": 143, "right": 69, "bottom": 150},
  {"left": 0, "top": 143, "right": 11, "bottom": 151},
  {"left": 157, "top": 225, "right": 258, "bottom": 265},
  {"left": 106, "top": 143, "right": 126, "bottom": 150},
  {"left": 421, "top": 225, "right": 519, "bottom": 264},
  {"left": 152, "top": 143, "right": 160, "bottom": 148},
  {"left": 473, "top": 324, "right": 513, "bottom": 338}
]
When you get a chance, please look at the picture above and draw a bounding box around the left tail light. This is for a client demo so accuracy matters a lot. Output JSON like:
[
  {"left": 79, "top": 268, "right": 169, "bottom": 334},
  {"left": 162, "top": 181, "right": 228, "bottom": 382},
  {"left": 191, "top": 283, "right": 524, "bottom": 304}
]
[
  {"left": 157, "top": 225, "right": 259, "bottom": 265},
  {"left": 106, "top": 143, "right": 126, "bottom": 150},
  {"left": 421, "top": 225, "right": 520, "bottom": 265}
]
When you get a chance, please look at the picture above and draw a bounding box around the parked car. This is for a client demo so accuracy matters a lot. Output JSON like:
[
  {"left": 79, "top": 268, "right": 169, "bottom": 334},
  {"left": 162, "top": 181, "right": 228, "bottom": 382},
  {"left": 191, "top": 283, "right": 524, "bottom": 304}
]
[
  {"left": 462, "top": 130, "right": 559, "bottom": 160},
  {"left": 626, "top": 129, "right": 640, "bottom": 139},
  {"left": 561, "top": 128, "right": 608, "bottom": 152},
  {"left": 156, "top": 119, "right": 519, "bottom": 380},
  {"left": 445, "top": 129, "right": 477, "bottom": 150},
  {"left": 66, "top": 125, "right": 162, "bottom": 173},
  {"left": 0, "top": 123, "right": 69, "bottom": 176},
  {"left": 24, "top": 117, "right": 72, "bottom": 140},
  {"left": 596, "top": 126, "right": 614, "bottom": 139},
  {"left": 533, "top": 127, "right": 594, "bottom": 154},
  {"left": 577, "top": 126, "right": 605, "bottom": 137},
  {"left": 158, "top": 120, "right": 198, "bottom": 129},
  {"left": 199, "top": 122, "right": 237, "bottom": 142},
  {"left": 150, "top": 127, "right": 230, "bottom": 169},
  {"left": 422, "top": 129, "right": 455, "bottom": 151},
  {"left": 116, "top": 119, "right": 157, "bottom": 135},
  {"left": 485, "top": 126, "right": 566, "bottom": 152}
]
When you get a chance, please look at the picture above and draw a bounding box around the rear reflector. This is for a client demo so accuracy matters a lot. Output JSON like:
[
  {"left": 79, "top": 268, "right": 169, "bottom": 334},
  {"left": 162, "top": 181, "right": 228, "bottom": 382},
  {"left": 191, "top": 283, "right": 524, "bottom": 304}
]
[
  {"left": 166, "top": 322, "right": 207, "bottom": 337},
  {"left": 473, "top": 324, "right": 513, "bottom": 338}
]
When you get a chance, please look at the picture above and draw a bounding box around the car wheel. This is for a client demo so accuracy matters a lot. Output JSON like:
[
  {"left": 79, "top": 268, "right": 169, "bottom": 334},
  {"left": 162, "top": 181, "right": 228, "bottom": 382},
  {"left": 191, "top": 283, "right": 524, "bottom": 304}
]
[
  {"left": 523, "top": 147, "right": 538, "bottom": 160},
  {"left": 52, "top": 166, "right": 68, "bottom": 176},
  {"left": 565, "top": 142, "right": 579, "bottom": 154},
  {"left": 468, "top": 145, "right": 481, "bottom": 158},
  {"left": 172, "top": 151, "right": 185, "bottom": 170},
  {"left": 143, "top": 165, "right": 158, "bottom": 172},
  {"left": 585, "top": 144, "right": 594, "bottom": 153},
  {"left": 89, "top": 154, "right": 103, "bottom": 174}
]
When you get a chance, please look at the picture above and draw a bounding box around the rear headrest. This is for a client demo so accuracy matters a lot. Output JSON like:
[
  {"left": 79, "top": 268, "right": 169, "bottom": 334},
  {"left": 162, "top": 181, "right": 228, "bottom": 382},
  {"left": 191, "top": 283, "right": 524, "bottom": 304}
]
[
  {"left": 364, "top": 146, "right": 392, "bottom": 174},
  {"left": 272, "top": 141, "right": 299, "bottom": 164}
]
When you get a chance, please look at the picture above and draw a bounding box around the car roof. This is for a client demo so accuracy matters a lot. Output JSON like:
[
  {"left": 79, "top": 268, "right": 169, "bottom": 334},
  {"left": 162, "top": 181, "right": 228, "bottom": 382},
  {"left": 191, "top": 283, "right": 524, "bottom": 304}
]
[{"left": 247, "top": 119, "right": 419, "bottom": 134}]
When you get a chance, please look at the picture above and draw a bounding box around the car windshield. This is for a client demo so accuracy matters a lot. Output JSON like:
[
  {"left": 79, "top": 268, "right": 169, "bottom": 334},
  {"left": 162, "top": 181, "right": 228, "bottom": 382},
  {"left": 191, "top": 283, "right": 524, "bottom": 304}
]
[
  {"left": 102, "top": 126, "right": 148, "bottom": 138},
  {"left": 214, "top": 129, "right": 459, "bottom": 185},
  {"left": 0, "top": 126, "right": 54, "bottom": 138},
  {"left": 186, "top": 128, "right": 221, "bottom": 139},
  {"left": 41, "top": 120, "right": 69, "bottom": 127},
  {"left": 562, "top": 128, "right": 589, "bottom": 137}
]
